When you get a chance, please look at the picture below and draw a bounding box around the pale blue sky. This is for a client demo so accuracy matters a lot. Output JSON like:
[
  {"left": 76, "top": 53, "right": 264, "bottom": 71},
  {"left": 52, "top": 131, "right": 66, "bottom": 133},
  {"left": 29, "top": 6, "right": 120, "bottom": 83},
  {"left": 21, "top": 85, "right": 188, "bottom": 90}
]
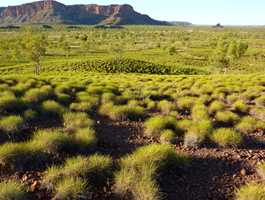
[{"left": 0, "top": 0, "right": 264, "bottom": 25}]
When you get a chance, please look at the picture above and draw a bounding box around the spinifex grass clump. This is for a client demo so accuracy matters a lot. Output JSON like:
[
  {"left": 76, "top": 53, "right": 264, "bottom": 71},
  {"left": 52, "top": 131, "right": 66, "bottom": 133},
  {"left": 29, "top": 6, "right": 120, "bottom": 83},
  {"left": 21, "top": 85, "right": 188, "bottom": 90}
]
[
  {"left": 43, "top": 155, "right": 113, "bottom": 196},
  {"left": 215, "top": 111, "right": 240, "bottom": 126},
  {"left": 211, "top": 128, "right": 243, "bottom": 147},
  {"left": 70, "top": 102, "right": 94, "bottom": 113},
  {"left": 177, "top": 96, "right": 196, "bottom": 113},
  {"left": 232, "top": 100, "right": 249, "bottom": 113},
  {"left": 236, "top": 183, "right": 265, "bottom": 200},
  {"left": 257, "top": 162, "right": 265, "bottom": 180},
  {"left": 0, "top": 115, "right": 24, "bottom": 134},
  {"left": 23, "top": 86, "right": 54, "bottom": 104},
  {"left": 0, "top": 180, "right": 28, "bottom": 200},
  {"left": 0, "top": 142, "right": 48, "bottom": 172},
  {"left": 144, "top": 116, "right": 181, "bottom": 138},
  {"left": 114, "top": 144, "right": 189, "bottom": 200},
  {"left": 53, "top": 177, "right": 87, "bottom": 200},
  {"left": 31, "top": 130, "right": 75, "bottom": 155},
  {"left": 74, "top": 128, "right": 97, "bottom": 153},
  {"left": 209, "top": 100, "right": 225, "bottom": 114},
  {"left": 184, "top": 119, "right": 213, "bottom": 147},
  {"left": 0, "top": 93, "right": 23, "bottom": 114},
  {"left": 99, "top": 103, "right": 146, "bottom": 121},
  {"left": 63, "top": 112, "right": 94, "bottom": 132},
  {"left": 41, "top": 100, "right": 65, "bottom": 118},
  {"left": 157, "top": 100, "right": 175, "bottom": 115},
  {"left": 160, "top": 130, "right": 176, "bottom": 144},
  {"left": 191, "top": 103, "right": 210, "bottom": 122},
  {"left": 236, "top": 116, "right": 265, "bottom": 134}
]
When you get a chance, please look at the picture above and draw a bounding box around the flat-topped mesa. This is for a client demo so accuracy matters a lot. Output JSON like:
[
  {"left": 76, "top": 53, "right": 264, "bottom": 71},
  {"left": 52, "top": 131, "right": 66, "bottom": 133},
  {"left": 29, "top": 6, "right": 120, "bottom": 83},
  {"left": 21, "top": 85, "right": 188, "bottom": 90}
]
[{"left": 0, "top": 1, "right": 169, "bottom": 25}]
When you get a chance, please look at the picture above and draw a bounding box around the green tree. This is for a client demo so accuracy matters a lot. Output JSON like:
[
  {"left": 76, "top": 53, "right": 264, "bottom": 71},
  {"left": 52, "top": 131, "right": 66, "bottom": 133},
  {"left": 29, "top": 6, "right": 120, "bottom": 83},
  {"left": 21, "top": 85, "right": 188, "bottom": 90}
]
[
  {"left": 169, "top": 46, "right": 176, "bottom": 55},
  {"left": 22, "top": 28, "right": 47, "bottom": 75},
  {"left": 237, "top": 41, "right": 248, "bottom": 58}
]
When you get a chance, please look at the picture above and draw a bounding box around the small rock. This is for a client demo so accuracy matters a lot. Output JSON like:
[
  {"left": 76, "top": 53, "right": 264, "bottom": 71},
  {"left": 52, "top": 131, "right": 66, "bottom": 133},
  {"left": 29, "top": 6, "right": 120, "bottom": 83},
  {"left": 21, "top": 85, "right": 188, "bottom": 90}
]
[
  {"left": 30, "top": 181, "right": 39, "bottom": 192},
  {"left": 240, "top": 169, "right": 247, "bottom": 176}
]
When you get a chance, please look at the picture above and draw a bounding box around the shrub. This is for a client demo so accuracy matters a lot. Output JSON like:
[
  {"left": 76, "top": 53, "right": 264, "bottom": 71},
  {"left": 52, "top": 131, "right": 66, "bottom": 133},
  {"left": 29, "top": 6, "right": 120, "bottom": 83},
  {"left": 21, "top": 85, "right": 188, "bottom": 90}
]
[
  {"left": 24, "top": 87, "right": 53, "bottom": 104},
  {"left": 250, "top": 107, "right": 265, "bottom": 121},
  {"left": 236, "top": 183, "right": 265, "bottom": 200},
  {"left": 44, "top": 155, "right": 112, "bottom": 189},
  {"left": 232, "top": 100, "right": 249, "bottom": 113},
  {"left": 0, "top": 115, "right": 24, "bottom": 134},
  {"left": 191, "top": 103, "right": 209, "bottom": 121},
  {"left": 160, "top": 130, "right": 176, "bottom": 144},
  {"left": 23, "top": 109, "right": 38, "bottom": 122},
  {"left": 184, "top": 120, "right": 213, "bottom": 147},
  {"left": 157, "top": 100, "right": 174, "bottom": 115},
  {"left": 215, "top": 111, "right": 239, "bottom": 125},
  {"left": 115, "top": 144, "right": 189, "bottom": 200},
  {"left": 63, "top": 112, "right": 94, "bottom": 132},
  {"left": 257, "top": 162, "right": 265, "bottom": 180},
  {"left": 177, "top": 97, "right": 195, "bottom": 112},
  {"left": 70, "top": 102, "right": 94, "bottom": 113},
  {"left": 209, "top": 100, "right": 225, "bottom": 114},
  {"left": 53, "top": 177, "right": 87, "bottom": 200},
  {"left": 0, "top": 180, "right": 28, "bottom": 200},
  {"left": 103, "top": 104, "right": 146, "bottom": 121},
  {"left": 0, "top": 95, "right": 22, "bottom": 114},
  {"left": 41, "top": 100, "right": 65, "bottom": 118},
  {"left": 144, "top": 116, "right": 179, "bottom": 138},
  {"left": 0, "top": 142, "right": 48, "bottom": 172},
  {"left": 236, "top": 116, "right": 260, "bottom": 134},
  {"left": 101, "top": 92, "right": 116, "bottom": 104},
  {"left": 255, "top": 95, "right": 265, "bottom": 107},
  {"left": 177, "top": 119, "right": 193, "bottom": 132},
  {"left": 211, "top": 128, "right": 242, "bottom": 147},
  {"left": 32, "top": 130, "right": 75, "bottom": 155},
  {"left": 74, "top": 128, "right": 97, "bottom": 152}
]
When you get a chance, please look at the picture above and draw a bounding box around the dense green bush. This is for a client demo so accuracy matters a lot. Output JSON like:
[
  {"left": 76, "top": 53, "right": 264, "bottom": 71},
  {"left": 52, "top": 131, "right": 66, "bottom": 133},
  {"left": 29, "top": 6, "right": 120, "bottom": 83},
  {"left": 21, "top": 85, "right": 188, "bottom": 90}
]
[{"left": 45, "top": 58, "right": 208, "bottom": 75}]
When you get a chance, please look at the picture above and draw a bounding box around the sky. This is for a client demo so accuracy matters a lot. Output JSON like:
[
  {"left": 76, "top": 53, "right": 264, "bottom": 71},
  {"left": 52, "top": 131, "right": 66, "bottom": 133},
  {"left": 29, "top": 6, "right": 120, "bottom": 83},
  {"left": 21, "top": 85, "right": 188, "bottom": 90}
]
[{"left": 0, "top": 0, "right": 264, "bottom": 25}]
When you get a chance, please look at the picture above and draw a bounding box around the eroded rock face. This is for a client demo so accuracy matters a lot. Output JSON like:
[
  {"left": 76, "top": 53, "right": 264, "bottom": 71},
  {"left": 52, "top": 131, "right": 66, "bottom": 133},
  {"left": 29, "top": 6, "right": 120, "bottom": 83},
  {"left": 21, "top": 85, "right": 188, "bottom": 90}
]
[{"left": 0, "top": 1, "right": 168, "bottom": 25}]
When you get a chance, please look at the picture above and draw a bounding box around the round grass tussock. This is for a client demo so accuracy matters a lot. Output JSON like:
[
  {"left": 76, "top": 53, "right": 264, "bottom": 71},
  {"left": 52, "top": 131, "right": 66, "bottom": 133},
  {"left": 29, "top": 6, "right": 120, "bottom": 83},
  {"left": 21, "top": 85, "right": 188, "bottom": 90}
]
[
  {"left": 236, "top": 116, "right": 260, "bottom": 134},
  {"left": 211, "top": 128, "right": 243, "bottom": 147},
  {"left": 0, "top": 142, "right": 48, "bottom": 172},
  {"left": 0, "top": 180, "right": 28, "bottom": 200},
  {"left": 115, "top": 144, "right": 189, "bottom": 200},
  {"left": 236, "top": 183, "right": 265, "bottom": 200},
  {"left": 63, "top": 112, "right": 94, "bottom": 132},
  {"left": 74, "top": 128, "right": 98, "bottom": 152},
  {"left": 32, "top": 130, "right": 75, "bottom": 155},
  {"left": 41, "top": 100, "right": 65, "bottom": 118},
  {"left": 184, "top": 120, "right": 213, "bottom": 147},
  {"left": 44, "top": 155, "right": 112, "bottom": 190},
  {"left": 54, "top": 177, "right": 87, "bottom": 200},
  {"left": 215, "top": 111, "right": 240, "bottom": 125},
  {"left": 0, "top": 115, "right": 24, "bottom": 135},
  {"left": 160, "top": 130, "right": 176, "bottom": 144},
  {"left": 144, "top": 116, "right": 179, "bottom": 138}
]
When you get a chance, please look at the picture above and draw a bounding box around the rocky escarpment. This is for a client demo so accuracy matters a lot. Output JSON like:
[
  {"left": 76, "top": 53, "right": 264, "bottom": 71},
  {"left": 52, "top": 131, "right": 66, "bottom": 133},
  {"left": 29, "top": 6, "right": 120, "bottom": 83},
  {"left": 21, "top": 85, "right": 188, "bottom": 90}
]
[{"left": 0, "top": 0, "right": 169, "bottom": 25}]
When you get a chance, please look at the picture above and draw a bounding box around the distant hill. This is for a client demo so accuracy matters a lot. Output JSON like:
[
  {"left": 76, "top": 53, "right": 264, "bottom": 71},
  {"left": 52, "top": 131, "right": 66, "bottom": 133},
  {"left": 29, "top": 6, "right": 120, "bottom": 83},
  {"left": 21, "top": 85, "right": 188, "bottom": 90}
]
[{"left": 0, "top": 0, "right": 170, "bottom": 25}]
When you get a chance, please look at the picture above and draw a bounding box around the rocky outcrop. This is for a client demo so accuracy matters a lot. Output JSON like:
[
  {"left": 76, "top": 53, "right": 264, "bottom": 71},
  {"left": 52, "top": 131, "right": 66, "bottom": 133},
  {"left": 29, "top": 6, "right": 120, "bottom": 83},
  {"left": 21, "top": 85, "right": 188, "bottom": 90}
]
[{"left": 0, "top": 0, "right": 169, "bottom": 25}]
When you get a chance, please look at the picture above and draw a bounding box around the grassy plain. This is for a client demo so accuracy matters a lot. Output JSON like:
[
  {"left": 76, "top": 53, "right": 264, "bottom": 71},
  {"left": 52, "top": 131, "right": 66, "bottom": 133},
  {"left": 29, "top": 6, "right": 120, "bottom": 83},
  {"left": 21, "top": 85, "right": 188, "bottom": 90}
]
[{"left": 0, "top": 25, "right": 264, "bottom": 200}]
